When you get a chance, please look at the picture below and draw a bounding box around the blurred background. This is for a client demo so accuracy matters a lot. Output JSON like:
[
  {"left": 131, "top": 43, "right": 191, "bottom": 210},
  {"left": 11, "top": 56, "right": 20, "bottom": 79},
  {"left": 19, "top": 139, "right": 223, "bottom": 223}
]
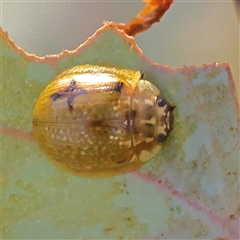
[{"left": 1, "top": 1, "right": 239, "bottom": 94}]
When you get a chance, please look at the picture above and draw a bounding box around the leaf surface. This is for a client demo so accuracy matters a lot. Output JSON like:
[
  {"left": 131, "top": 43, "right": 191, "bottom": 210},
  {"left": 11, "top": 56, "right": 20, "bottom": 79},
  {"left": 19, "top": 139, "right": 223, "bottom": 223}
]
[{"left": 1, "top": 22, "right": 239, "bottom": 239}]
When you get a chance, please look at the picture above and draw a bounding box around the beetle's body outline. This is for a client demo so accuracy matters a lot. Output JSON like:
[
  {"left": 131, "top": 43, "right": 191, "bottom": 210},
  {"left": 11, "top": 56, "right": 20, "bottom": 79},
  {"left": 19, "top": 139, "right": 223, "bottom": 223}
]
[{"left": 32, "top": 65, "right": 174, "bottom": 177}]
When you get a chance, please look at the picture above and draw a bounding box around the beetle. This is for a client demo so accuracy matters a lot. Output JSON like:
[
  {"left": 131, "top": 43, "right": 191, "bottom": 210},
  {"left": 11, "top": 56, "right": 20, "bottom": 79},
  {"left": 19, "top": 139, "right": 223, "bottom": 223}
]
[{"left": 32, "top": 65, "right": 174, "bottom": 177}]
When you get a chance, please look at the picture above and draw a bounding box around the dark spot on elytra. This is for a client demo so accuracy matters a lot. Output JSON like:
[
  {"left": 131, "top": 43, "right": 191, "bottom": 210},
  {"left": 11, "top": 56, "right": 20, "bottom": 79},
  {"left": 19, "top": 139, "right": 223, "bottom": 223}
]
[
  {"left": 50, "top": 79, "right": 87, "bottom": 111},
  {"left": 67, "top": 97, "right": 74, "bottom": 111},
  {"left": 115, "top": 81, "right": 124, "bottom": 92},
  {"left": 51, "top": 92, "right": 61, "bottom": 102}
]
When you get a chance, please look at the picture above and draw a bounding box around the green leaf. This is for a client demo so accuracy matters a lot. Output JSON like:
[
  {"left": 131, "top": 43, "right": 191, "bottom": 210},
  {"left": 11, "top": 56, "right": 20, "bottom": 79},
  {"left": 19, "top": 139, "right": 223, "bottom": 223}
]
[{"left": 1, "top": 22, "right": 239, "bottom": 239}]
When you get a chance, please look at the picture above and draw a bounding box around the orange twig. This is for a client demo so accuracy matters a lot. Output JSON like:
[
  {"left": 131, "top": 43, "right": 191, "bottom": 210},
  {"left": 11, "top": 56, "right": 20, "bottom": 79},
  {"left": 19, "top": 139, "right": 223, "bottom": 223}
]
[{"left": 116, "top": 0, "right": 173, "bottom": 36}]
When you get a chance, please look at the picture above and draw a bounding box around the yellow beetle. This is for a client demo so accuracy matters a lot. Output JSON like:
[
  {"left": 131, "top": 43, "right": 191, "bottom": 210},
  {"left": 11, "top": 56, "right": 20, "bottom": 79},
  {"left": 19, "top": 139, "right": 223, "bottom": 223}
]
[{"left": 32, "top": 65, "right": 174, "bottom": 177}]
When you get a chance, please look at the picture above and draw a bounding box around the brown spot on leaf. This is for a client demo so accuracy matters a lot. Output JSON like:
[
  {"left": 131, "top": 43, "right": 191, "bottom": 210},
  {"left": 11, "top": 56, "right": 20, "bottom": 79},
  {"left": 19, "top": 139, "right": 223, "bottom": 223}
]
[
  {"left": 213, "top": 238, "right": 231, "bottom": 240},
  {"left": 229, "top": 214, "right": 236, "bottom": 220},
  {"left": 103, "top": 227, "right": 116, "bottom": 233}
]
